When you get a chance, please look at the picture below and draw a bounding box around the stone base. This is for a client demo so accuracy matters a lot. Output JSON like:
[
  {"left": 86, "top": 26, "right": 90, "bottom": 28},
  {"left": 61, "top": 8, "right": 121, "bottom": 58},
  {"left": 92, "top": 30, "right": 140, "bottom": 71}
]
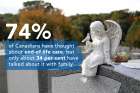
[{"left": 98, "top": 65, "right": 140, "bottom": 93}]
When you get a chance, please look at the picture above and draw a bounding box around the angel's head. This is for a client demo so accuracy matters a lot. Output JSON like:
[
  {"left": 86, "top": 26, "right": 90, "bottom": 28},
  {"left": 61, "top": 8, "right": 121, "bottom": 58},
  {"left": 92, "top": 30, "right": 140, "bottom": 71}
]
[{"left": 90, "top": 21, "right": 106, "bottom": 37}]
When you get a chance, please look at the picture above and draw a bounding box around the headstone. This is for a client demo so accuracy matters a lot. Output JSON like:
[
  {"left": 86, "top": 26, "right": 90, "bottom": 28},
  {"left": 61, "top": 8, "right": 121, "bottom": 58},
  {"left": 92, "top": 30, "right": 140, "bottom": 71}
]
[{"left": 7, "top": 70, "right": 39, "bottom": 93}]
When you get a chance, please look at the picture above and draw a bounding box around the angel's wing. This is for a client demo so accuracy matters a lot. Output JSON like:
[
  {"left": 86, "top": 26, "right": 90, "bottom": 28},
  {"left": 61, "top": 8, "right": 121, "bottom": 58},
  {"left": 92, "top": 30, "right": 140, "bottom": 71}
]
[{"left": 104, "top": 20, "right": 122, "bottom": 57}]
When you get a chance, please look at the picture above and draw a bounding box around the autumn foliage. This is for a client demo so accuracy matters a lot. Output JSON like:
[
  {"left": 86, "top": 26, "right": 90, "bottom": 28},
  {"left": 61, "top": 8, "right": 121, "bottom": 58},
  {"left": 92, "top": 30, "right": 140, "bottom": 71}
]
[{"left": 15, "top": 7, "right": 82, "bottom": 41}]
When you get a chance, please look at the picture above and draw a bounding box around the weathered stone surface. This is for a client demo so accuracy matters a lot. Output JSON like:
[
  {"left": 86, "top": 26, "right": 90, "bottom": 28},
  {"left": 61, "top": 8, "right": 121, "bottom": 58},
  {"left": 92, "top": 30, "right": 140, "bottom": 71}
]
[
  {"left": 38, "top": 71, "right": 52, "bottom": 93},
  {"left": 98, "top": 65, "right": 140, "bottom": 93},
  {"left": 7, "top": 70, "right": 39, "bottom": 93},
  {"left": 52, "top": 73, "right": 121, "bottom": 93},
  {"left": 0, "top": 56, "right": 8, "bottom": 93},
  {"left": 51, "top": 64, "right": 140, "bottom": 93}
]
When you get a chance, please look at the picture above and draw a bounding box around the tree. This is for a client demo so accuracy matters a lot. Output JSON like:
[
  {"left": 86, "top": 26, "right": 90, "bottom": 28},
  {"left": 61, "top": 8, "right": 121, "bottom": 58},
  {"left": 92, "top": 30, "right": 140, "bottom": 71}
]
[
  {"left": 0, "top": 16, "right": 6, "bottom": 40},
  {"left": 71, "top": 15, "right": 92, "bottom": 37},
  {"left": 14, "top": 1, "right": 82, "bottom": 41},
  {"left": 126, "top": 19, "right": 140, "bottom": 48},
  {"left": 0, "top": 13, "right": 18, "bottom": 40},
  {"left": 1, "top": 13, "right": 17, "bottom": 23},
  {"left": 111, "top": 9, "right": 132, "bottom": 41},
  {"left": 23, "top": 0, "right": 53, "bottom": 11}
]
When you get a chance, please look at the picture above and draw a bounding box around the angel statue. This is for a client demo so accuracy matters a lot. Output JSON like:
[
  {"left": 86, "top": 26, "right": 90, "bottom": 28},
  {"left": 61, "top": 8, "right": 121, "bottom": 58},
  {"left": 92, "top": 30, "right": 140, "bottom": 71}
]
[{"left": 81, "top": 20, "right": 122, "bottom": 82}]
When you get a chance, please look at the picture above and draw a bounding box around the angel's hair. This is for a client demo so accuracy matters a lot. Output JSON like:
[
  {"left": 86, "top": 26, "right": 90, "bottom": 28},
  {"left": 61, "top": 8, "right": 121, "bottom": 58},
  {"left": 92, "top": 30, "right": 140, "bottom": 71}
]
[{"left": 90, "top": 21, "right": 106, "bottom": 34}]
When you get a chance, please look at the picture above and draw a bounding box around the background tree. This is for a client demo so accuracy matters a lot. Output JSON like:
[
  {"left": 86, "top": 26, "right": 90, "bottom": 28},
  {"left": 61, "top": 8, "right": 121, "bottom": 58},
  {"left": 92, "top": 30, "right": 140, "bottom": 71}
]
[
  {"left": 23, "top": 0, "right": 53, "bottom": 11},
  {"left": 0, "top": 13, "right": 17, "bottom": 23},
  {"left": 14, "top": 0, "right": 82, "bottom": 41},
  {"left": 126, "top": 19, "right": 140, "bottom": 48},
  {"left": 0, "top": 13, "right": 18, "bottom": 40},
  {"left": 110, "top": 9, "right": 132, "bottom": 41},
  {"left": 70, "top": 15, "right": 92, "bottom": 37},
  {"left": 0, "top": 17, "right": 6, "bottom": 40},
  {"left": 70, "top": 13, "right": 110, "bottom": 38}
]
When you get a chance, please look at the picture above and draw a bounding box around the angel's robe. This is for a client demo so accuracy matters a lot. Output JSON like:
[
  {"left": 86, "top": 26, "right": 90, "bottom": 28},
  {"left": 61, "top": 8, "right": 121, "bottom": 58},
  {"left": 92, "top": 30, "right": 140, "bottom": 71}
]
[{"left": 81, "top": 35, "right": 111, "bottom": 77}]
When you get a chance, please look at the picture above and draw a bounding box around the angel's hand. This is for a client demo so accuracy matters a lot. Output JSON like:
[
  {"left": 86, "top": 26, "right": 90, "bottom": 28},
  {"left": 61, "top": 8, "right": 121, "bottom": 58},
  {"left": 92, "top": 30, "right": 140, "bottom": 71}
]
[
  {"left": 81, "top": 33, "right": 90, "bottom": 43},
  {"left": 85, "top": 41, "right": 93, "bottom": 53}
]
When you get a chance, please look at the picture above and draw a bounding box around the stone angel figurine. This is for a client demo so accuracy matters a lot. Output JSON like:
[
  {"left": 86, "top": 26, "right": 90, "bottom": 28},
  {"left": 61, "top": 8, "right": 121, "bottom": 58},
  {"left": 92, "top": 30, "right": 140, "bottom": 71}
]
[{"left": 81, "top": 20, "right": 122, "bottom": 82}]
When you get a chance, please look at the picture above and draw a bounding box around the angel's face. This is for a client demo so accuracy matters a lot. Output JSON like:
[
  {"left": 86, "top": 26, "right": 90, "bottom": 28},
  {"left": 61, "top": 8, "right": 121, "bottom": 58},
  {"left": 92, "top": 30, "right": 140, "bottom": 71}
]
[{"left": 90, "top": 21, "right": 105, "bottom": 37}]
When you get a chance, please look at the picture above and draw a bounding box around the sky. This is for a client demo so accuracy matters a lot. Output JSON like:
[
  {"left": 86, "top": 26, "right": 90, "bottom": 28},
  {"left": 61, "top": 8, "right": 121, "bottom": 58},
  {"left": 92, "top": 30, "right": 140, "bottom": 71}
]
[{"left": 0, "top": 0, "right": 140, "bottom": 16}]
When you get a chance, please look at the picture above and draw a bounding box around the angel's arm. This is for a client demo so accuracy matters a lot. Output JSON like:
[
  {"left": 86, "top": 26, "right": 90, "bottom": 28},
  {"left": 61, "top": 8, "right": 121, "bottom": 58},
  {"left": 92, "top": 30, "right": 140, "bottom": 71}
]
[
  {"left": 84, "top": 41, "right": 93, "bottom": 53},
  {"left": 103, "top": 36, "right": 112, "bottom": 65},
  {"left": 81, "top": 33, "right": 90, "bottom": 43}
]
